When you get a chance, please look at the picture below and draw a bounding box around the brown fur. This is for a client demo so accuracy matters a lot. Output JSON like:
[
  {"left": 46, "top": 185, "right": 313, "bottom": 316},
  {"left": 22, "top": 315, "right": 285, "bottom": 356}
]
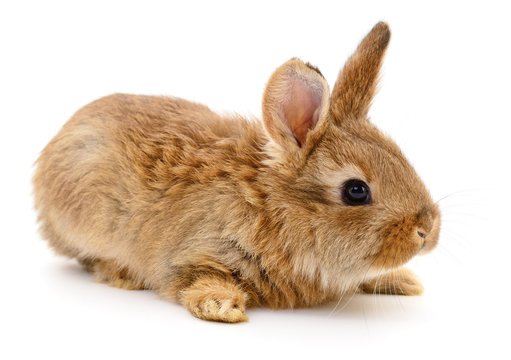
[{"left": 33, "top": 22, "right": 440, "bottom": 323}]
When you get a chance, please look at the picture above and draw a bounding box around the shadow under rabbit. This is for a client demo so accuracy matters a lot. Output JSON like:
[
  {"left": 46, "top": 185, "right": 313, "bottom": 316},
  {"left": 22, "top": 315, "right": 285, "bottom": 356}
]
[{"left": 44, "top": 259, "right": 431, "bottom": 324}]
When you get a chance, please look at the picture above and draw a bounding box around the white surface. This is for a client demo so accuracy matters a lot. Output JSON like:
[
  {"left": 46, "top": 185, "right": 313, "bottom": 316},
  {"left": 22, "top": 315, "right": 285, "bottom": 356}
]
[{"left": 1, "top": 1, "right": 510, "bottom": 359}]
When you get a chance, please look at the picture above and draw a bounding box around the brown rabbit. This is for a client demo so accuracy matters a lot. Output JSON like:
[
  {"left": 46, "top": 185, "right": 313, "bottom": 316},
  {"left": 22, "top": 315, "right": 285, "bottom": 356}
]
[{"left": 33, "top": 22, "right": 440, "bottom": 323}]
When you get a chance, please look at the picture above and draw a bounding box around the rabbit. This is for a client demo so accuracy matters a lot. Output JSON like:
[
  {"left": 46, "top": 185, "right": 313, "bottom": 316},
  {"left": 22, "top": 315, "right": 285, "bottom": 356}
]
[{"left": 33, "top": 22, "right": 440, "bottom": 323}]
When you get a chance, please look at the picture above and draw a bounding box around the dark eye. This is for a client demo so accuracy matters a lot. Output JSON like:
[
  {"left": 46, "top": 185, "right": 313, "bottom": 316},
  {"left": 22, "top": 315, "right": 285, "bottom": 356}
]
[{"left": 342, "top": 179, "right": 372, "bottom": 206}]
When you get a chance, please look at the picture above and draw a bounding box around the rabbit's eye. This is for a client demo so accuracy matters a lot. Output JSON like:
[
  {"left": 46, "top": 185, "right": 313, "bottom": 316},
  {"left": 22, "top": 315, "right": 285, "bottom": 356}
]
[{"left": 342, "top": 179, "right": 371, "bottom": 206}]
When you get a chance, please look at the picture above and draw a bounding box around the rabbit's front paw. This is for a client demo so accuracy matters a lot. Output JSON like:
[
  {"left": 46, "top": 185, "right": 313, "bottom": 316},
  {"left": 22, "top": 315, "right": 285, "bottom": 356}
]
[
  {"left": 360, "top": 268, "right": 424, "bottom": 296},
  {"left": 191, "top": 297, "right": 247, "bottom": 323},
  {"left": 179, "top": 276, "right": 248, "bottom": 323}
]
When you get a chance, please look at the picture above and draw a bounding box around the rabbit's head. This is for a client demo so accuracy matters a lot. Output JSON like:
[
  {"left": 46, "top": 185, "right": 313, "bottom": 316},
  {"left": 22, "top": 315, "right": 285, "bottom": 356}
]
[{"left": 260, "top": 22, "right": 440, "bottom": 291}]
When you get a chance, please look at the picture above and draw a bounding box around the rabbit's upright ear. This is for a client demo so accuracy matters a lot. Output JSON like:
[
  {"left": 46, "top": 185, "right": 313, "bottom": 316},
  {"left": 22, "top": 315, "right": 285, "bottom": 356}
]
[
  {"left": 262, "top": 59, "right": 330, "bottom": 154},
  {"left": 331, "top": 22, "right": 391, "bottom": 122}
]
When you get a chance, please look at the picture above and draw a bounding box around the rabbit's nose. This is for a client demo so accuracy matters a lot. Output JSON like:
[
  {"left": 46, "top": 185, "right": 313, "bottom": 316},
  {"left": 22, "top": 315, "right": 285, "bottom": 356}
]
[
  {"left": 417, "top": 230, "right": 427, "bottom": 239},
  {"left": 416, "top": 229, "right": 429, "bottom": 251}
]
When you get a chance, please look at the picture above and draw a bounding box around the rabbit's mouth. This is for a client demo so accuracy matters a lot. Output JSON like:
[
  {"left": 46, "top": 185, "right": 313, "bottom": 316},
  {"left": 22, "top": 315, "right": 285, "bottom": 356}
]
[{"left": 370, "top": 206, "right": 441, "bottom": 270}]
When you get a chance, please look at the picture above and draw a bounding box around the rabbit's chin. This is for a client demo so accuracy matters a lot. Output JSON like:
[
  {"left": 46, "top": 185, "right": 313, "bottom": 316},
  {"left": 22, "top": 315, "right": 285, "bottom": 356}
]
[
  {"left": 323, "top": 267, "right": 399, "bottom": 296},
  {"left": 291, "top": 252, "right": 390, "bottom": 296}
]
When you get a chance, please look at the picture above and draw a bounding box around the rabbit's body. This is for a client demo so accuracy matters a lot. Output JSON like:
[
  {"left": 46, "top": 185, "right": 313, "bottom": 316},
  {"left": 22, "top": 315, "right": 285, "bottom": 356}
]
[
  {"left": 34, "top": 23, "right": 440, "bottom": 322},
  {"left": 34, "top": 94, "right": 336, "bottom": 308}
]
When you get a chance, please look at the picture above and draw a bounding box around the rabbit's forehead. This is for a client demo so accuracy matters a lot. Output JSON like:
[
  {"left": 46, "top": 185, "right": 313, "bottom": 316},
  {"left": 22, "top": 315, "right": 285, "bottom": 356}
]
[
  {"left": 319, "top": 126, "right": 415, "bottom": 180},
  {"left": 311, "top": 130, "right": 429, "bottom": 203}
]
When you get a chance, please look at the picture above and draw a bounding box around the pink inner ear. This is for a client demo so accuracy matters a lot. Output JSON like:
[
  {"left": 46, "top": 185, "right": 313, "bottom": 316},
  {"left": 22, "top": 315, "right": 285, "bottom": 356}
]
[{"left": 282, "top": 78, "right": 322, "bottom": 146}]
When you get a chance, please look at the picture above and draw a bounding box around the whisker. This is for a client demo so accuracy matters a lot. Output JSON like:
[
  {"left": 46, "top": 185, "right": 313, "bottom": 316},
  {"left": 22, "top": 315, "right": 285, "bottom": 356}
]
[
  {"left": 439, "top": 228, "right": 470, "bottom": 244},
  {"left": 430, "top": 243, "right": 464, "bottom": 264},
  {"left": 328, "top": 291, "right": 348, "bottom": 317},
  {"left": 370, "top": 257, "right": 387, "bottom": 313},
  {"left": 434, "top": 189, "right": 482, "bottom": 205},
  {"left": 331, "top": 288, "right": 360, "bottom": 315},
  {"left": 328, "top": 255, "right": 382, "bottom": 317},
  {"left": 441, "top": 211, "right": 488, "bottom": 222},
  {"left": 391, "top": 254, "right": 406, "bottom": 311}
]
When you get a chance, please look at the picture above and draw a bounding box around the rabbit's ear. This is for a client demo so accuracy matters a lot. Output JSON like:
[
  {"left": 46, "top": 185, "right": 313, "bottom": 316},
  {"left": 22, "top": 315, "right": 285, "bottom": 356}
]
[
  {"left": 331, "top": 22, "right": 391, "bottom": 122},
  {"left": 262, "top": 59, "right": 330, "bottom": 152}
]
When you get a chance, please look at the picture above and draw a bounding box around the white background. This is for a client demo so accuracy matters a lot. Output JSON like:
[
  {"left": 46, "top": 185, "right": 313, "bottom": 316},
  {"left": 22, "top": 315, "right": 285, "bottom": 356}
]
[{"left": 1, "top": 1, "right": 510, "bottom": 359}]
